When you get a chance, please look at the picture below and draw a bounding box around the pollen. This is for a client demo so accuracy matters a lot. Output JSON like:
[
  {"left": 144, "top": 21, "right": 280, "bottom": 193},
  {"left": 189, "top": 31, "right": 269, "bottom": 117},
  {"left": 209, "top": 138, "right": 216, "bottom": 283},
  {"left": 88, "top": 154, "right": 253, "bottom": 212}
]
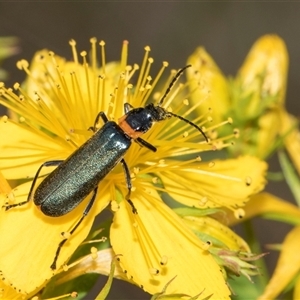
[
  {"left": 199, "top": 197, "right": 208, "bottom": 206},
  {"left": 111, "top": 200, "right": 119, "bottom": 212},
  {"left": 160, "top": 255, "right": 168, "bottom": 265},
  {"left": 149, "top": 268, "right": 160, "bottom": 275},
  {"left": 133, "top": 167, "right": 140, "bottom": 174},
  {"left": 234, "top": 208, "right": 245, "bottom": 219},
  {"left": 158, "top": 159, "right": 165, "bottom": 166},
  {"left": 63, "top": 264, "right": 69, "bottom": 272},
  {"left": 90, "top": 247, "right": 98, "bottom": 259},
  {"left": 233, "top": 128, "right": 240, "bottom": 138},
  {"left": 13, "top": 83, "right": 20, "bottom": 90},
  {"left": 201, "top": 241, "right": 212, "bottom": 250},
  {"left": 208, "top": 162, "right": 215, "bottom": 168},
  {"left": 152, "top": 177, "right": 158, "bottom": 184},
  {"left": 132, "top": 222, "right": 138, "bottom": 228},
  {"left": 16, "top": 59, "right": 29, "bottom": 70},
  {"left": 71, "top": 292, "right": 78, "bottom": 298},
  {"left": 245, "top": 176, "right": 252, "bottom": 186},
  {"left": 182, "top": 131, "right": 189, "bottom": 137}
]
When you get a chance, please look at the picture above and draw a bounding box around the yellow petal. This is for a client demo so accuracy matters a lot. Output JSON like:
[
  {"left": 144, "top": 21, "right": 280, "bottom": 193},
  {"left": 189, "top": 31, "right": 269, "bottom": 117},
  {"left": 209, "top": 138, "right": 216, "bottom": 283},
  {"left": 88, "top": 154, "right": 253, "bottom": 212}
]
[
  {"left": 158, "top": 156, "right": 267, "bottom": 209},
  {"left": 0, "top": 170, "right": 11, "bottom": 194},
  {"left": 182, "top": 216, "right": 250, "bottom": 252},
  {"left": 187, "top": 47, "right": 230, "bottom": 124},
  {"left": 258, "top": 226, "right": 300, "bottom": 299},
  {"left": 0, "top": 117, "right": 71, "bottom": 179},
  {"left": 222, "top": 192, "right": 300, "bottom": 227},
  {"left": 256, "top": 109, "right": 281, "bottom": 158},
  {"left": 0, "top": 181, "right": 110, "bottom": 297},
  {"left": 0, "top": 280, "right": 22, "bottom": 300},
  {"left": 23, "top": 50, "right": 123, "bottom": 128},
  {"left": 110, "top": 193, "right": 231, "bottom": 299}
]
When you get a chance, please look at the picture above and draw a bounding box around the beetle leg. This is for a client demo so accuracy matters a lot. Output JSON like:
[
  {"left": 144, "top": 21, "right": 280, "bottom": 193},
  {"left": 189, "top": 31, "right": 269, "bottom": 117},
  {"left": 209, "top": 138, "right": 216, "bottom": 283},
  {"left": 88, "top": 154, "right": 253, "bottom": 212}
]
[
  {"left": 120, "top": 158, "right": 137, "bottom": 214},
  {"left": 135, "top": 137, "right": 157, "bottom": 152},
  {"left": 50, "top": 186, "right": 99, "bottom": 270},
  {"left": 90, "top": 111, "right": 109, "bottom": 132},
  {"left": 4, "top": 160, "right": 63, "bottom": 210}
]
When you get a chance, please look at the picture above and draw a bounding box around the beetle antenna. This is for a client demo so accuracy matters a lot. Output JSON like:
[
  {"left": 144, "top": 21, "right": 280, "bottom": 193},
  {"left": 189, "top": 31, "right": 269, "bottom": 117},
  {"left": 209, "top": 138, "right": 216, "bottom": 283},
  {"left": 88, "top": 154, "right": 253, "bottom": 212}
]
[
  {"left": 168, "top": 111, "right": 208, "bottom": 142},
  {"left": 158, "top": 65, "right": 191, "bottom": 106}
]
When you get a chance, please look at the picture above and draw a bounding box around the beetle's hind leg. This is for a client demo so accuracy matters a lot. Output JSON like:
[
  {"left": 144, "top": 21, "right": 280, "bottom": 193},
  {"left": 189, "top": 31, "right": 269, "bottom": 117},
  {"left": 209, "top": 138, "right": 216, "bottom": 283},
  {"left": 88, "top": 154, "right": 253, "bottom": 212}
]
[
  {"left": 120, "top": 158, "right": 137, "bottom": 214},
  {"left": 50, "top": 186, "right": 99, "bottom": 270},
  {"left": 4, "top": 160, "right": 63, "bottom": 211}
]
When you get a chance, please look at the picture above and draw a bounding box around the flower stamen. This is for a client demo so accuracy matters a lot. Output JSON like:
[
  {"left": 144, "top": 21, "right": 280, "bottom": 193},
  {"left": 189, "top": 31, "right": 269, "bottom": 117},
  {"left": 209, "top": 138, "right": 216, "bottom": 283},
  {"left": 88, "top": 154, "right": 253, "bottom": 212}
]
[
  {"left": 69, "top": 39, "right": 78, "bottom": 64},
  {"left": 134, "top": 46, "right": 151, "bottom": 100}
]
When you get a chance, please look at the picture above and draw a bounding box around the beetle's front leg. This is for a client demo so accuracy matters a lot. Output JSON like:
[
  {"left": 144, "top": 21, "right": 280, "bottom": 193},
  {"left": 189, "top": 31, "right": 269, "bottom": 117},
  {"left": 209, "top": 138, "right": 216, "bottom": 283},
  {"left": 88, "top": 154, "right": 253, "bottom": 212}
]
[
  {"left": 89, "top": 111, "right": 109, "bottom": 132},
  {"left": 120, "top": 158, "right": 137, "bottom": 214}
]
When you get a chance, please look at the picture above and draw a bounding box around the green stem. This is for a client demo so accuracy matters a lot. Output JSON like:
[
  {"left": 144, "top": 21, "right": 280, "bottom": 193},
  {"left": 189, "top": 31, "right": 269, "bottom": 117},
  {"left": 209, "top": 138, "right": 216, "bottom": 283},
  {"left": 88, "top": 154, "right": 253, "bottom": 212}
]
[
  {"left": 278, "top": 150, "right": 300, "bottom": 206},
  {"left": 242, "top": 219, "right": 269, "bottom": 290}
]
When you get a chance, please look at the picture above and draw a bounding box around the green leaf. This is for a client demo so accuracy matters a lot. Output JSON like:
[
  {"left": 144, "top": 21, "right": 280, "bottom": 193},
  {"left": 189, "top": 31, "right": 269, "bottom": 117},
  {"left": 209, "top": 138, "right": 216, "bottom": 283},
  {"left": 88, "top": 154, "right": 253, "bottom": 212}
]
[
  {"left": 228, "top": 275, "right": 263, "bottom": 300},
  {"left": 42, "top": 273, "right": 99, "bottom": 300},
  {"left": 278, "top": 150, "right": 300, "bottom": 206}
]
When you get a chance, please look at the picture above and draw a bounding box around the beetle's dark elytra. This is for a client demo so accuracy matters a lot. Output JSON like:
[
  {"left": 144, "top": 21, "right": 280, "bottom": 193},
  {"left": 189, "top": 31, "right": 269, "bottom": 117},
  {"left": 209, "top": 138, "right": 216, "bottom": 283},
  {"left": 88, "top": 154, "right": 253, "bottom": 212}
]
[{"left": 34, "top": 121, "right": 131, "bottom": 217}]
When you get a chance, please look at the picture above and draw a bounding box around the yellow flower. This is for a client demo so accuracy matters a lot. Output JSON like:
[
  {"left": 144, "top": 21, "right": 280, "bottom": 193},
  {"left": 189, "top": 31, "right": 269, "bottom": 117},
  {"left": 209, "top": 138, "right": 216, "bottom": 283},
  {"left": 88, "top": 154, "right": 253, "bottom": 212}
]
[
  {"left": 237, "top": 34, "right": 288, "bottom": 109},
  {"left": 0, "top": 39, "right": 266, "bottom": 299},
  {"left": 187, "top": 34, "right": 288, "bottom": 158},
  {"left": 186, "top": 47, "right": 230, "bottom": 125}
]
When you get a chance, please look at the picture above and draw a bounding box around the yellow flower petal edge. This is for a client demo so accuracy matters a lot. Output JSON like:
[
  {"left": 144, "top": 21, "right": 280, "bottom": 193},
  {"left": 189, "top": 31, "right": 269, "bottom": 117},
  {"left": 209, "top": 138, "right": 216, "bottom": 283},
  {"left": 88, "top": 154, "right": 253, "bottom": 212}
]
[
  {"left": 110, "top": 192, "right": 231, "bottom": 299},
  {"left": 157, "top": 155, "right": 267, "bottom": 211},
  {"left": 258, "top": 226, "right": 300, "bottom": 299},
  {"left": 182, "top": 216, "right": 250, "bottom": 252},
  {"left": 0, "top": 280, "right": 21, "bottom": 300},
  {"left": 0, "top": 180, "right": 110, "bottom": 297},
  {"left": 220, "top": 192, "right": 300, "bottom": 227},
  {"left": 0, "top": 117, "right": 68, "bottom": 179}
]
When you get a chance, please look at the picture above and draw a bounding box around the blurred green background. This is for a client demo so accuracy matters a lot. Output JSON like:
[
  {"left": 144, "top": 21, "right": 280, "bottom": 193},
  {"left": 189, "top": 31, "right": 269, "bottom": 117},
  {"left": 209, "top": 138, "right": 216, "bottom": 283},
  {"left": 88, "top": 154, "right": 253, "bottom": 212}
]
[{"left": 0, "top": 2, "right": 299, "bottom": 299}]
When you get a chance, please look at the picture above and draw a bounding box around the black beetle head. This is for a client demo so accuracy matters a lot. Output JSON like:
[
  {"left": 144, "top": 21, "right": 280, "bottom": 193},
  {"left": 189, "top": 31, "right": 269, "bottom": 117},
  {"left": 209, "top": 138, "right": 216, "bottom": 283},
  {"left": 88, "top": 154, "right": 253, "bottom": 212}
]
[{"left": 124, "top": 104, "right": 170, "bottom": 134}]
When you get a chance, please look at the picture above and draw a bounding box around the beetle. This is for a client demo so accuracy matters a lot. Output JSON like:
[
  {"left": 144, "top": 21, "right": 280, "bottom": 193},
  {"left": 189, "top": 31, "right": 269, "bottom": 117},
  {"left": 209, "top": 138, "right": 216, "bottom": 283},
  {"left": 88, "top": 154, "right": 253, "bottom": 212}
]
[{"left": 5, "top": 65, "right": 208, "bottom": 269}]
